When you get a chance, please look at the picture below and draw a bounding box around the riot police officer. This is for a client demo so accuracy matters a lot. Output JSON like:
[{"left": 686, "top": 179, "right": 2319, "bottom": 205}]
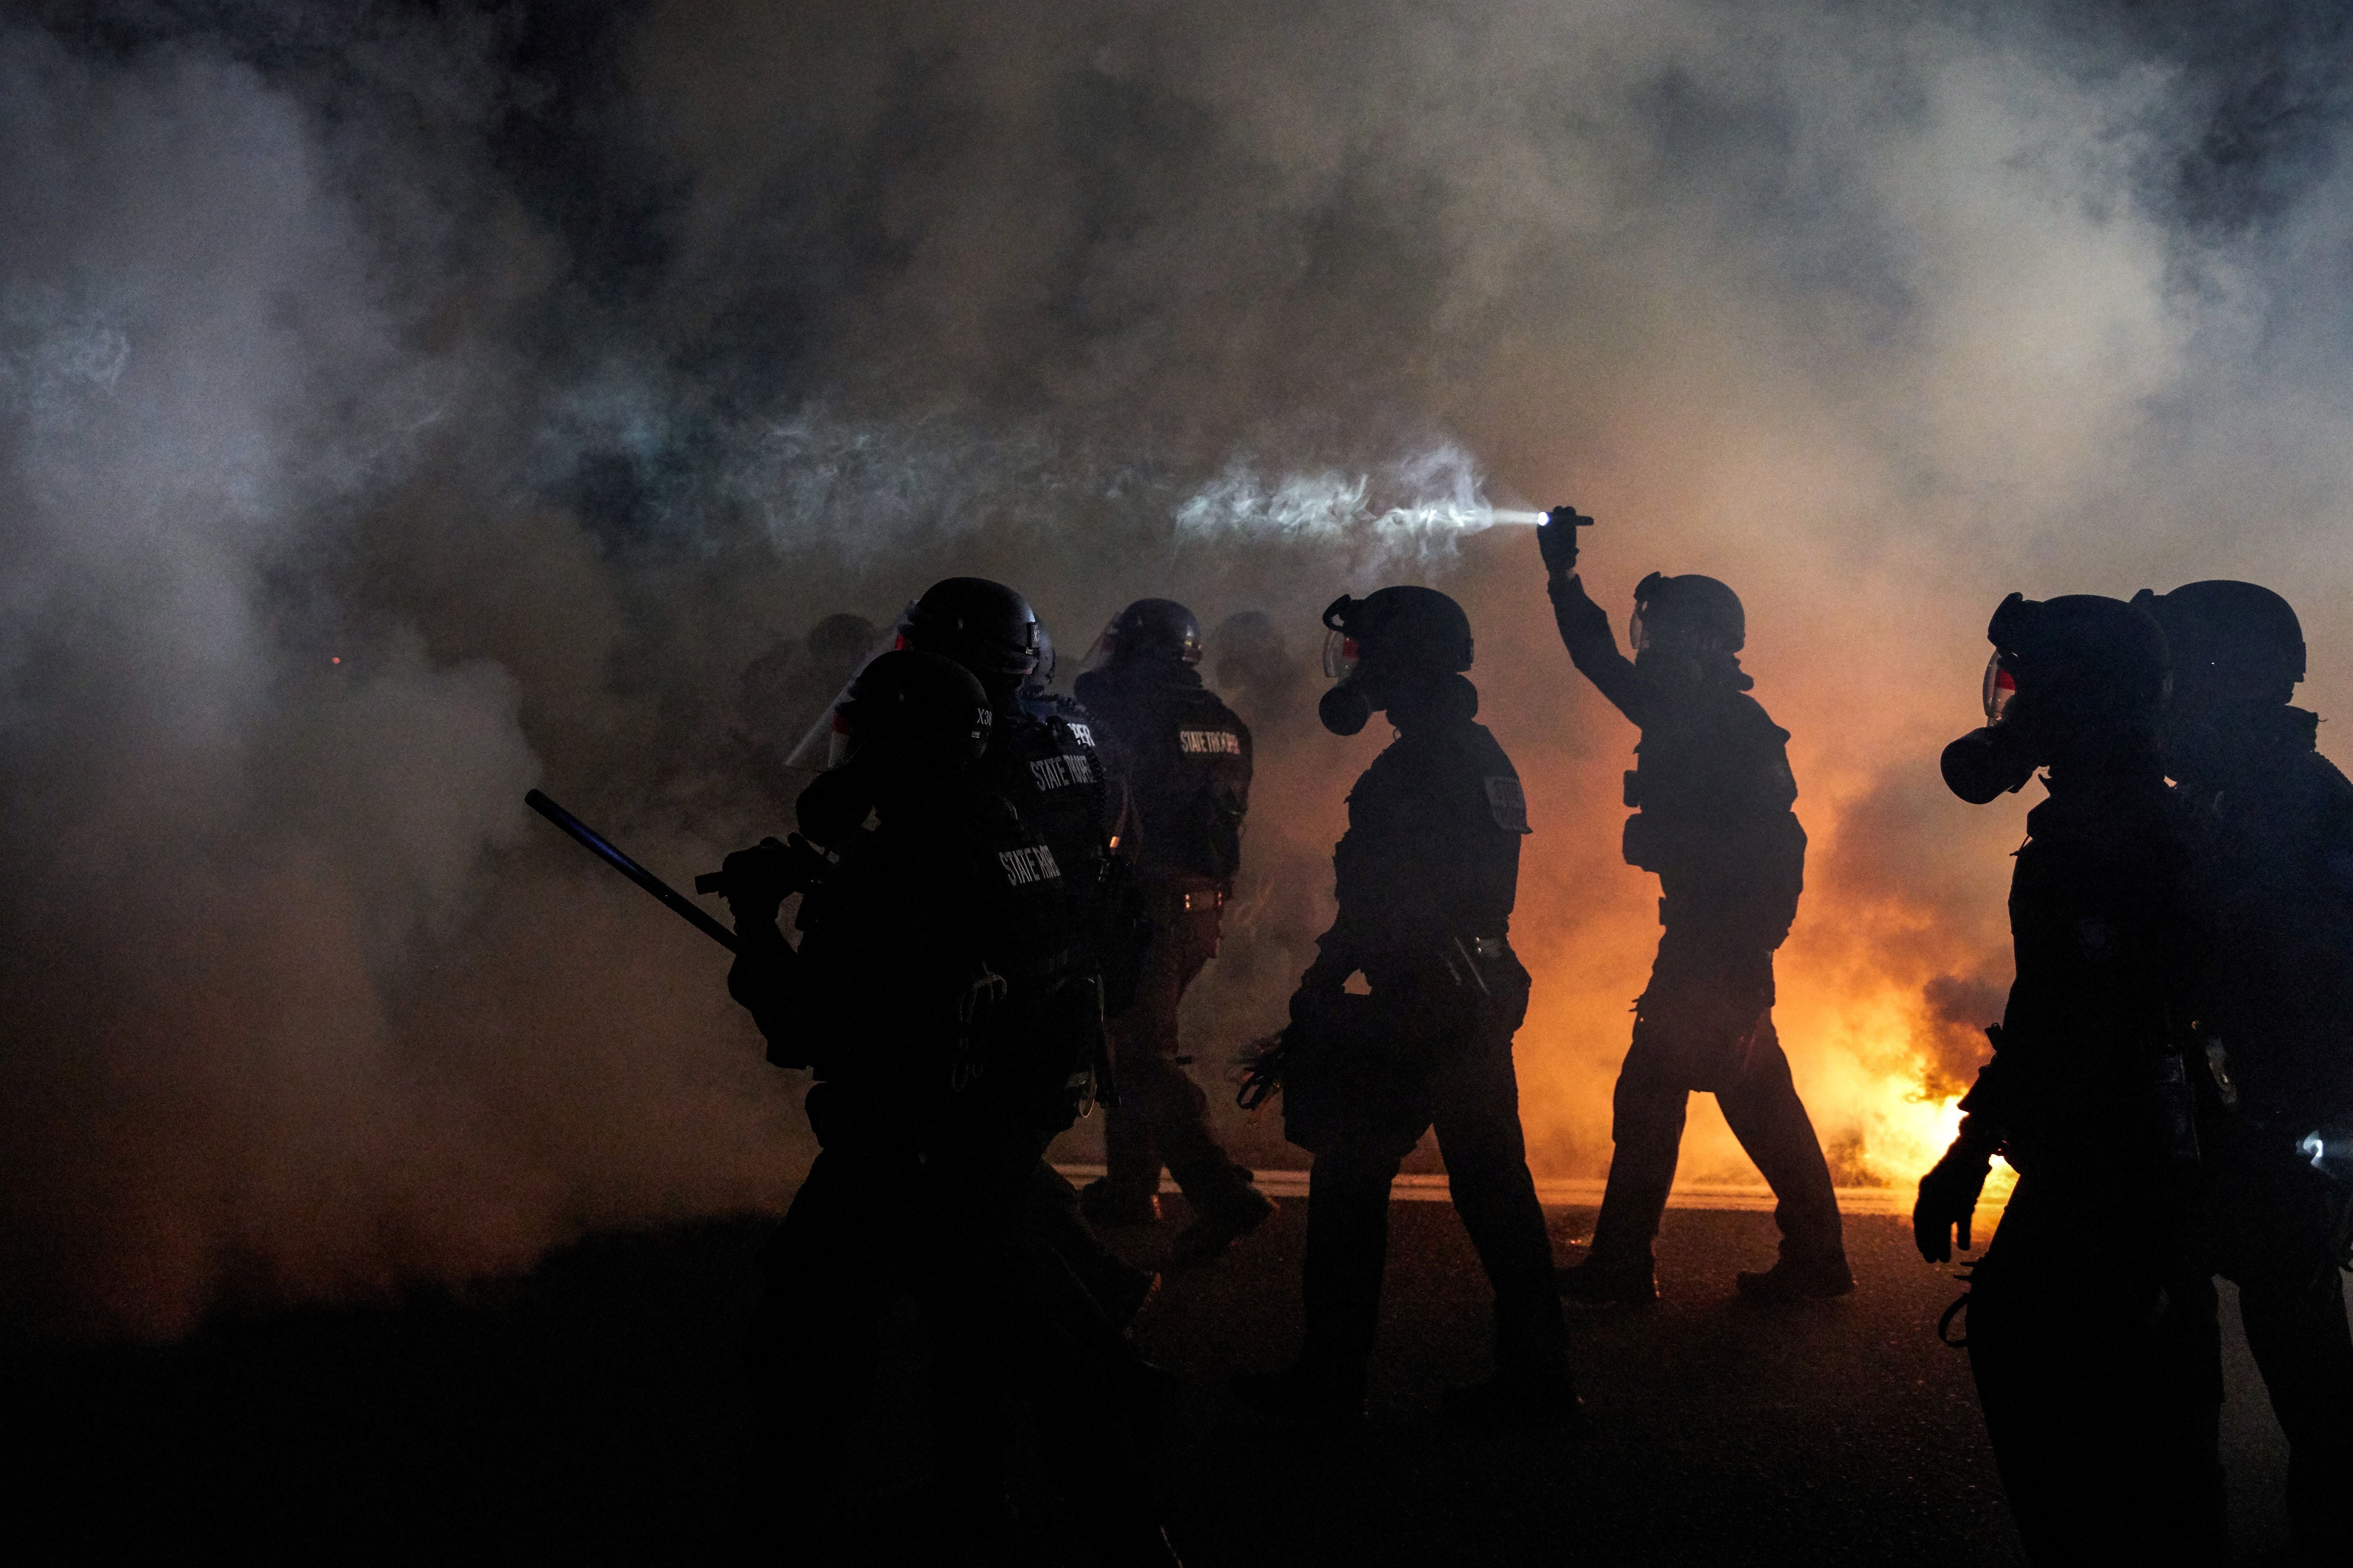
[
  {"left": 2134, "top": 581, "right": 2353, "bottom": 1554},
  {"left": 894, "top": 578, "right": 1159, "bottom": 1325},
  {"left": 724, "top": 650, "right": 1179, "bottom": 1565},
  {"left": 1914, "top": 594, "right": 2224, "bottom": 1563},
  {"left": 1234, "top": 587, "right": 1577, "bottom": 1427},
  {"left": 1072, "top": 599, "right": 1276, "bottom": 1268},
  {"left": 1537, "top": 510, "right": 1848, "bottom": 1302}
]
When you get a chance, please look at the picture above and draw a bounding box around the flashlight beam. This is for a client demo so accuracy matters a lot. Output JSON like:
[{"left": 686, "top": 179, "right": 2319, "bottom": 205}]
[{"left": 1374, "top": 504, "right": 1546, "bottom": 528}]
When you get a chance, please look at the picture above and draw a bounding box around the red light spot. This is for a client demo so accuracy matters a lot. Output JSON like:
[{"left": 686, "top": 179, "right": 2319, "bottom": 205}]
[{"left": 331, "top": 656, "right": 341, "bottom": 665}]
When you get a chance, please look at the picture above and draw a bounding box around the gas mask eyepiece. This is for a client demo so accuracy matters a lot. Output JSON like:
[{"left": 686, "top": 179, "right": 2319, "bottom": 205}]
[
  {"left": 1982, "top": 653, "right": 2018, "bottom": 725},
  {"left": 1317, "top": 594, "right": 1372, "bottom": 734}
]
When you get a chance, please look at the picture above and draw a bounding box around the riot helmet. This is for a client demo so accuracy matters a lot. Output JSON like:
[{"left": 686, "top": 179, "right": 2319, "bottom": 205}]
[
  {"left": 1099, "top": 598, "right": 1204, "bottom": 667},
  {"left": 900, "top": 577, "right": 1040, "bottom": 684},
  {"left": 808, "top": 612, "right": 881, "bottom": 670},
  {"left": 1317, "top": 587, "right": 1475, "bottom": 735},
  {"left": 1320, "top": 587, "right": 1474, "bottom": 679},
  {"left": 834, "top": 649, "right": 994, "bottom": 769},
  {"left": 2132, "top": 581, "right": 2304, "bottom": 707},
  {"left": 1629, "top": 573, "right": 1744, "bottom": 657}
]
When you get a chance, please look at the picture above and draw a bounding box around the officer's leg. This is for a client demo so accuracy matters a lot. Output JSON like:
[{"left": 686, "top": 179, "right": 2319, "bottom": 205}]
[
  {"left": 1430, "top": 1039, "right": 1573, "bottom": 1385},
  {"left": 1114, "top": 908, "right": 1265, "bottom": 1233},
  {"left": 1965, "top": 1177, "right": 2219, "bottom": 1564},
  {"left": 1715, "top": 1016, "right": 1845, "bottom": 1262},
  {"left": 1096, "top": 921, "right": 1179, "bottom": 1217},
  {"left": 2233, "top": 1241, "right": 2353, "bottom": 1548},
  {"left": 1024, "top": 1161, "right": 1159, "bottom": 1325},
  {"left": 1588, "top": 1024, "right": 1691, "bottom": 1266},
  {"left": 920, "top": 1127, "right": 1171, "bottom": 1558},
  {"left": 1301, "top": 1136, "right": 1412, "bottom": 1401},
  {"left": 734, "top": 1136, "right": 916, "bottom": 1559},
  {"left": 1149, "top": 908, "right": 1269, "bottom": 1228},
  {"left": 2151, "top": 1268, "right": 2229, "bottom": 1557}
]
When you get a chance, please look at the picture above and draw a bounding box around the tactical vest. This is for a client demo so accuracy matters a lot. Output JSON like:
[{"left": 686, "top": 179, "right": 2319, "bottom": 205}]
[
  {"left": 981, "top": 708, "right": 1114, "bottom": 923},
  {"left": 1621, "top": 686, "right": 1805, "bottom": 942},
  {"left": 1985, "top": 783, "right": 2202, "bottom": 1174},
  {"left": 791, "top": 792, "right": 1097, "bottom": 1130},
  {"left": 1075, "top": 668, "right": 1252, "bottom": 883},
  {"left": 1331, "top": 718, "right": 1527, "bottom": 965}
]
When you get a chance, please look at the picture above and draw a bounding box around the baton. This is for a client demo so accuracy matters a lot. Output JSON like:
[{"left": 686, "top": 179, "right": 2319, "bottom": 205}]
[{"left": 525, "top": 789, "right": 739, "bottom": 953}]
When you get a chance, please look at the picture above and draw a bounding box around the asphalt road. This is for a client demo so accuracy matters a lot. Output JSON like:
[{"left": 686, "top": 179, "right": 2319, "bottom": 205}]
[{"left": 2, "top": 1193, "right": 2314, "bottom": 1564}]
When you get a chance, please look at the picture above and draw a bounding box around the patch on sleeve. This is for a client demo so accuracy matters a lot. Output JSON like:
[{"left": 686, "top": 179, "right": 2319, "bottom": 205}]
[{"left": 1484, "top": 776, "right": 1531, "bottom": 834}]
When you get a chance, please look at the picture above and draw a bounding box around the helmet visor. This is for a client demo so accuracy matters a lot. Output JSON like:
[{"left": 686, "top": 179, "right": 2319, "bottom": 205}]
[{"left": 1982, "top": 652, "right": 2018, "bottom": 725}]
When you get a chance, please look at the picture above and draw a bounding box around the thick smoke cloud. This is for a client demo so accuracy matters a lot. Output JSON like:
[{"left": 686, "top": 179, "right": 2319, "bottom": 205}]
[{"left": 4, "top": 0, "right": 2349, "bottom": 1333}]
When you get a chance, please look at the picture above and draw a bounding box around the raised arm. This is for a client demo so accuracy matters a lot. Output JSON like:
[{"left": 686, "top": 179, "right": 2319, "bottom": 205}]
[{"left": 1538, "top": 506, "right": 1647, "bottom": 727}]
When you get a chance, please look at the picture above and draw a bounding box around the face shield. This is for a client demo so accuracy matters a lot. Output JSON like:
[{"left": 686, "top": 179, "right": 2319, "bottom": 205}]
[{"left": 1982, "top": 653, "right": 2018, "bottom": 725}]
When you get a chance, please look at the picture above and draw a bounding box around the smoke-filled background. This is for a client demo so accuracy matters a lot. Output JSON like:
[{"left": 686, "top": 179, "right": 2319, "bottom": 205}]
[{"left": 4, "top": 0, "right": 2350, "bottom": 1337}]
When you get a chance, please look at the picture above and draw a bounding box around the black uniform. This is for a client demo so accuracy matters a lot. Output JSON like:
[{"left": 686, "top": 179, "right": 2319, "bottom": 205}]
[
  {"left": 1279, "top": 686, "right": 1572, "bottom": 1402},
  {"left": 1071, "top": 661, "right": 1265, "bottom": 1226},
  {"left": 1946, "top": 766, "right": 2228, "bottom": 1561},
  {"left": 2172, "top": 704, "right": 2353, "bottom": 1551},
  {"left": 1546, "top": 573, "right": 1844, "bottom": 1271},
  {"left": 729, "top": 773, "right": 1159, "bottom": 1554}
]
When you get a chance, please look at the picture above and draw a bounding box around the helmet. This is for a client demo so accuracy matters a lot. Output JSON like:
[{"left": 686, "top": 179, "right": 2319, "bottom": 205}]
[
  {"left": 900, "top": 578, "right": 1039, "bottom": 680},
  {"left": 1630, "top": 573, "right": 1744, "bottom": 656},
  {"left": 836, "top": 649, "right": 994, "bottom": 767},
  {"left": 1319, "top": 587, "right": 1474, "bottom": 679},
  {"left": 1985, "top": 592, "right": 2169, "bottom": 733},
  {"left": 2133, "top": 581, "right": 2304, "bottom": 705},
  {"left": 1101, "top": 598, "right": 1203, "bottom": 666},
  {"left": 807, "top": 612, "right": 880, "bottom": 667},
  {"left": 1024, "top": 621, "right": 1058, "bottom": 696}
]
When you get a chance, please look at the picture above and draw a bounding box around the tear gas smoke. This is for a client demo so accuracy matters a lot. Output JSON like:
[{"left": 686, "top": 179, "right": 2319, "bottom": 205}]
[{"left": 4, "top": 0, "right": 2350, "bottom": 1336}]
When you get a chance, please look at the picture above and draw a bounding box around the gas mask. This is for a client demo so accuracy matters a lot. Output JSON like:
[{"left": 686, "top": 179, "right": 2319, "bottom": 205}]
[
  {"left": 1943, "top": 652, "right": 2039, "bottom": 804},
  {"left": 1318, "top": 599, "right": 1372, "bottom": 735}
]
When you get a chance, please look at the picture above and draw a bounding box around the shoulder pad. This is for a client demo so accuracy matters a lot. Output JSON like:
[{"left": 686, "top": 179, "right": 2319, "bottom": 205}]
[
  {"left": 1047, "top": 711, "right": 1100, "bottom": 753},
  {"left": 1484, "top": 775, "right": 1532, "bottom": 834}
]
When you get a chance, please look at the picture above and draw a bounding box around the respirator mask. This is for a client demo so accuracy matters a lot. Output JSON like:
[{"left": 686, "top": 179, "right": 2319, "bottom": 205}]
[{"left": 1318, "top": 596, "right": 1372, "bottom": 735}]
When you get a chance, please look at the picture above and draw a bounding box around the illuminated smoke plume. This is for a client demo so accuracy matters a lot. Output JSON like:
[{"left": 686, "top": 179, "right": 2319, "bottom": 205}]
[
  {"left": 3, "top": 0, "right": 2349, "bottom": 1334},
  {"left": 1175, "top": 444, "right": 1541, "bottom": 567}
]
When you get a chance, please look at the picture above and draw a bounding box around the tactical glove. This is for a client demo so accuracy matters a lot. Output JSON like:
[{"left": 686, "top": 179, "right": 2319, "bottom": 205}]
[
  {"left": 1539, "top": 506, "right": 1591, "bottom": 575},
  {"left": 1913, "top": 1124, "right": 1997, "bottom": 1263},
  {"left": 719, "top": 837, "right": 799, "bottom": 928}
]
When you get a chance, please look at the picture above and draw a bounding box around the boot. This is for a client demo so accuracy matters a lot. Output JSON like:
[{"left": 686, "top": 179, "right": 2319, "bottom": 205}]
[
  {"left": 1081, "top": 1178, "right": 1162, "bottom": 1227},
  {"left": 1169, "top": 1186, "right": 1276, "bottom": 1271},
  {"left": 1734, "top": 1249, "right": 1854, "bottom": 1301},
  {"left": 1554, "top": 1248, "right": 1658, "bottom": 1306}
]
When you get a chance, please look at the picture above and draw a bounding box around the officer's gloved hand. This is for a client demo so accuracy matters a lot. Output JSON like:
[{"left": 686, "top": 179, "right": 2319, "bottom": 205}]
[
  {"left": 720, "top": 837, "right": 799, "bottom": 930},
  {"left": 1539, "top": 506, "right": 1590, "bottom": 576},
  {"left": 1288, "top": 966, "right": 1351, "bottom": 1034},
  {"left": 1913, "top": 1120, "right": 1999, "bottom": 1263}
]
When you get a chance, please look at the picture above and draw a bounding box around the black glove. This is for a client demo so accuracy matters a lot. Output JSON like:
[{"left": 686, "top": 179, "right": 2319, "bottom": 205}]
[
  {"left": 1288, "top": 967, "right": 1350, "bottom": 1032},
  {"left": 719, "top": 836, "right": 799, "bottom": 928},
  {"left": 1539, "top": 505, "right": 1591, "bottom": 575},
  {"left": 1913, "top": 1128, "right": 1996, "bottom": 1263}
]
